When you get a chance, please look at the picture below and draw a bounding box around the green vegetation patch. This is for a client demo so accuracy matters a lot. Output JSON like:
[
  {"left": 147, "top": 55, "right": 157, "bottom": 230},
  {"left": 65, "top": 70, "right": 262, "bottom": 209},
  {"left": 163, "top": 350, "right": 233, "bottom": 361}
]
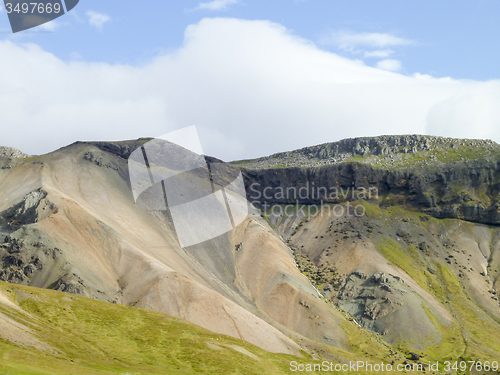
[
  {"left": 0, "top": 282, "right": 309, "bottom": 375},
  {"left": 375, "top": 238, "right": 429, "bottom": 293}
]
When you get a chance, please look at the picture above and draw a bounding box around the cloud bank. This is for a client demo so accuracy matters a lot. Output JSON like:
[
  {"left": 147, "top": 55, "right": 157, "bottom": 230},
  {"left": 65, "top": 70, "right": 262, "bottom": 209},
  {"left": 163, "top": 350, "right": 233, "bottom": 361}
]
[
  {"left": 0, "top": 18, "right": 499, "bottom": 161},
  {"left": 376, "top": 59, "right": 402, "bottom": 72},
  {"left": 86, "top": 10, "right": 110, "bottom": 30}
]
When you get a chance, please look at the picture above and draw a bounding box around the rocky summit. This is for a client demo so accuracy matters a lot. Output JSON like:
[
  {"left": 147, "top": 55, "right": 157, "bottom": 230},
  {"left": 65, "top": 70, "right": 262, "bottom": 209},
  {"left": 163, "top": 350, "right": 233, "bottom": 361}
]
[
  {"left": 0, "top": 135, "right": 499, "bottom": 374},
  {"left": 237, "top": 134, "right": 499, "bottom": 169}
]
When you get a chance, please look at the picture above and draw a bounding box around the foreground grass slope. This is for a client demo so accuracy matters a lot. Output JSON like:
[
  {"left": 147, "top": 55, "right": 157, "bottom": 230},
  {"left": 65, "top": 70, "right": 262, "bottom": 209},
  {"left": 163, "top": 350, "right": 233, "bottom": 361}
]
[{"left": 0, "top": 282, "right": 307, "bottom": 375}]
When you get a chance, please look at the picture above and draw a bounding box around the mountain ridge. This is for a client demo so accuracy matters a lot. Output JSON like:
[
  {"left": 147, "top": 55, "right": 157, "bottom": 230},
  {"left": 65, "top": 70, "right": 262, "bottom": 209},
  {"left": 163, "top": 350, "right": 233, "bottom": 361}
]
[{"left": 235, "top": 134, "right": 499, "bottom": 170}]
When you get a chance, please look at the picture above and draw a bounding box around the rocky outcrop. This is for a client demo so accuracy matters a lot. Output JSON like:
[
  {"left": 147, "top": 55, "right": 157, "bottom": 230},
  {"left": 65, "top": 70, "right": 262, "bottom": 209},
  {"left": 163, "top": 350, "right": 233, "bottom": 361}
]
[
  {"left": 0, "top": 228, "right": 63, "bottom": 285},
  {"left": 83, "top": 150, "right": 119, "bottom": 170},
  {"left": 72, "top": 139, "right": 152, "bottom": 160},
  {"left": 0, "top": 146, "right": 30, "bottom": 159},
  {"left": 2, "top": 189, "right": 57, "bottom": 226},
  {"left": 334, "top": 272, "right": 406, "bottom": 325}
]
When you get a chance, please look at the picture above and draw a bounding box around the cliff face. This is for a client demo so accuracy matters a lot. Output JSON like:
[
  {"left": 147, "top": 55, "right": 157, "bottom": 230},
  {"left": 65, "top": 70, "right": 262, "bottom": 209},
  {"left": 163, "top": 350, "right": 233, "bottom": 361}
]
[{"left": 239, "top": 135, "right": 500, "bottom": 225}]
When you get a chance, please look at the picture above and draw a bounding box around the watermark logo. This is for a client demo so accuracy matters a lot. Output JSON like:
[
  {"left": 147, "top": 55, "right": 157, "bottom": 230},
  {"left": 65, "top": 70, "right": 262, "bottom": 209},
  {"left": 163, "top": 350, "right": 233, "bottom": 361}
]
[
  {"left": 3, "top": 0, "right": 79, "bottom": 33},
  {"left": 248, "top": 182, "right": 378, "bottom": 219},
  {"left": 128, "top": 126, "right": 248, "bottom": 248}
]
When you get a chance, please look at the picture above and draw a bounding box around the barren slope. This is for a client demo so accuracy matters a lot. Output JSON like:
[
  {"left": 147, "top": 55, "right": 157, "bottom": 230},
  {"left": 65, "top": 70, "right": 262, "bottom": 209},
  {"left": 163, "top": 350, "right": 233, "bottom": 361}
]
[{"left": 0, "top": 141, "right": 364, "bottom": 358}]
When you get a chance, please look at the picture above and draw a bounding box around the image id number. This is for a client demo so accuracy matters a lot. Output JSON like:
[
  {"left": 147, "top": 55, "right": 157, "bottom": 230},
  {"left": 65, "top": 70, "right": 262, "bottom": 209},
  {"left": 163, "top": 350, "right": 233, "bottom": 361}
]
[{"left": 5, "top": 2, "right": 61, "bottom": 14}]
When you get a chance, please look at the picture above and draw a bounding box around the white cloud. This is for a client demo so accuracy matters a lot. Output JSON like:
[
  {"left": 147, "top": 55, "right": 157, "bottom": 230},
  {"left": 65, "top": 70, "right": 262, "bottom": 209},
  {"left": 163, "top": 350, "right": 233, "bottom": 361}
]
[
  {"left": 38, "top": 21, "right": 59, "bottom": 32},
  {"left": 426, "top": 82, "right": 500, "bottom": 140},
  {"left": 321, "top": 31, "right": 413, "bottom": 71},
  {"left": 324, "top": 31, "right": 415, "bottom": 51},
  {"left": 0, "top": 18, "right": 499, "bottom": 161},
  {"left": 195, "top": 0, "right": 239, "bottom": 11},
  {"left": 376, "top": 59, "right": 402, "bottom": 72},
  {"left": 364, "top": 49, "right": 394, "bottom": 58},
  {"left": 86, "top": 10, "right": 110, "bottom": 30}
]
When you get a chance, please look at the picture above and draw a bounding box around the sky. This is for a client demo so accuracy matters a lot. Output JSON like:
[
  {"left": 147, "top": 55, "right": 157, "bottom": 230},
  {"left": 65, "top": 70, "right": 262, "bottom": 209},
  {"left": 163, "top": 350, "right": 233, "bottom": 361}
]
[{"left": 0, "top": 0, "right": 500, "bottom": 161}]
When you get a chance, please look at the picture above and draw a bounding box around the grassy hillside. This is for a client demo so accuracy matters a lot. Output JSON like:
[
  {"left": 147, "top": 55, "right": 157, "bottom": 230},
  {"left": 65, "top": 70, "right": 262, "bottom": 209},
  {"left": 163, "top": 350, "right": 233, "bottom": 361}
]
[{"left": 0, "top": 282, "right": 308, "bottom": 375}]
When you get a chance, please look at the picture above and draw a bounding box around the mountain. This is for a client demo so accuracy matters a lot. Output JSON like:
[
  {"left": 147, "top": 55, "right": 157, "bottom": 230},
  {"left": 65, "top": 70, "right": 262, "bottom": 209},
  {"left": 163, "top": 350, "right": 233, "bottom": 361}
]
[
  {"left": 1, "top": 135, "right": 500, "bottom": 373},
  {"left": 237, "top": 135, "right": 500, "bottom": 361}
]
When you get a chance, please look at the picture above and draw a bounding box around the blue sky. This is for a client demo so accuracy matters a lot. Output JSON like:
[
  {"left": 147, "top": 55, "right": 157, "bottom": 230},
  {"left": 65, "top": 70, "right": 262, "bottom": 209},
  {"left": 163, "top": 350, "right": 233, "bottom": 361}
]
[
  {"left": 3, "top": 0, "right": 499, "bottom": 79},
  {"left": 1, "top": 0, "right": 500, "bottom": 160}
]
